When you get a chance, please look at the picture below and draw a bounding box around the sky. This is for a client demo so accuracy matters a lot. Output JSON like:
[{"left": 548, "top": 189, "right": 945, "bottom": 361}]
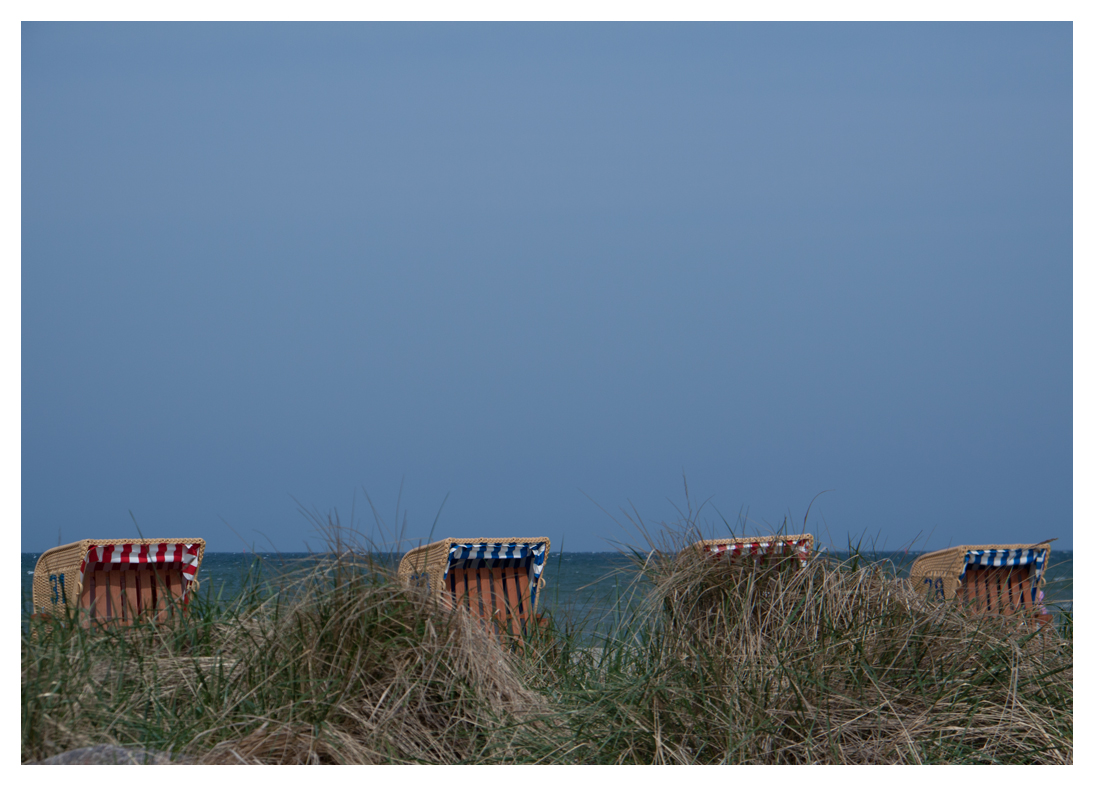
[{"left": 20, "top": 23, "right": 1073, "bottom": 554}]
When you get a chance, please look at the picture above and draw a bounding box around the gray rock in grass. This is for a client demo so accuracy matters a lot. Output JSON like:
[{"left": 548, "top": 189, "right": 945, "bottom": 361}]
[{"left": 28, "top": 744, "right": 185, "bottom": 765}]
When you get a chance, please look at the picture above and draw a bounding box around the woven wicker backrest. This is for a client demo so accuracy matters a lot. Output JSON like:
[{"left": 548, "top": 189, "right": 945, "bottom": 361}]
[
  {"left": 397, "top": 537, "right": 550, "bottom": 633},
  {"left": 909, "top": 543, "right": 1052, "bottom": 609},
  {"left": 32, "top": 539, "right": 206, "bottom": 625}
]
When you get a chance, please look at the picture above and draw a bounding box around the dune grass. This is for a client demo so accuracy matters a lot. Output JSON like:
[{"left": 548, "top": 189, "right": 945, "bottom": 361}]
[{"left": 22, "top": 525, "right": 1072, "bottom": 764}]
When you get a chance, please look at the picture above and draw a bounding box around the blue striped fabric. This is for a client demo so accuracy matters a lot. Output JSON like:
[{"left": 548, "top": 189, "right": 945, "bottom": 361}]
[
  {"left": 443, "top": 542, "right": 549, "bottom": 609},
  {"left": 958, "top": 548, "right": 1048, "bottom": 606}
]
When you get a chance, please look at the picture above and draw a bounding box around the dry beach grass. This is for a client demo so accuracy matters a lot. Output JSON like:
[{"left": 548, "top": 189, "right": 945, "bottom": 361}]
[{"left": 22, "top": 525, "right": 1072, "bottom": 764}]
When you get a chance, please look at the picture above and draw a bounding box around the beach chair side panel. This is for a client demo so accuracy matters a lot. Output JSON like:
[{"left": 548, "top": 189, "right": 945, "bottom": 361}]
[
  {"left": 32, "top": 541, "right": 89, "bottom": 616},
  {"left": 398, "top": 540, "right": 451, "bottom": 600},
  {"left": 910, "top": 547, "right": 967, "bottom": 601}
]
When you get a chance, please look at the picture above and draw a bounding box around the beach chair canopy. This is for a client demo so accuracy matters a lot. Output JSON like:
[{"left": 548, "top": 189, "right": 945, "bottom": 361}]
[
  {"left": 688, "top": 534, "right": 814, "bottom": 567},
  {"left": 79, "top": 542, "right": 202, "bottom": 589}
]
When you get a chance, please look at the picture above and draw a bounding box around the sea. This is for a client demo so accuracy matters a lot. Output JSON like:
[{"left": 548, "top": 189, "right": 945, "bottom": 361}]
[{"left": 21, "top": 549, "right": 1074, "bottom": 631}]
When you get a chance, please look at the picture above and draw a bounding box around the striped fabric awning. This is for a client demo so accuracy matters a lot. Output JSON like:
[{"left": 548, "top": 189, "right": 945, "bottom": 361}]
[
  {"left": 443, "top": 542, "right": 549, "bottom": 608},
  {"left": 958, "top": 548, "right": 1048, "bottom": 606},
  {"left": 78, "top": 543, "right": 202, "bottom": 596},
  {"left": 704, "top": 538, "right": 812, "bottom": 566}
]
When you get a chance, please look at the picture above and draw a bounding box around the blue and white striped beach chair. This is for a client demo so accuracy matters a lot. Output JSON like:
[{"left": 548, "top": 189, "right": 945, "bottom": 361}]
[
  {"left": 398, "top": 537, "right": 550, "bottom": 636},
  {"left": 910, "top": 542, "right": 1053, "bottom": 621}
]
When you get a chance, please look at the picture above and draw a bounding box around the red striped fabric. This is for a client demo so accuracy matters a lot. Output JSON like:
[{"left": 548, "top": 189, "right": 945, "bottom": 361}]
[
  {"left": 702, "top": 538, "right": 811, "bottom": 566},
  {"left": 78, "top": 542, "right": 201, "bottom": 597}
]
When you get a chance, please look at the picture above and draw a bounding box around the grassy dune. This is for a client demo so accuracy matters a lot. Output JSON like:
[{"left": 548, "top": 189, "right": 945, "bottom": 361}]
[{"left": 22, "top": 528, "right": 1072, "bottom": 764}]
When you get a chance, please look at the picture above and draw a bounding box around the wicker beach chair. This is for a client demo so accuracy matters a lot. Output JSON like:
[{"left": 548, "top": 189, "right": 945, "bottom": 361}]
[
  {"left": 397, "top": 537, "right": 550, "bottom": 636},
  {"left": 686, "top": 534, "right": 814, "bottom": 566},
  {"left": 909, "top": 542, "right": 1052, "bottom": 620},
  {"left": 32, "top": 539, "right": 206, "bottom": 626},
  {"left": 658, "top": 534, "right": 814, "bottom": 632}
]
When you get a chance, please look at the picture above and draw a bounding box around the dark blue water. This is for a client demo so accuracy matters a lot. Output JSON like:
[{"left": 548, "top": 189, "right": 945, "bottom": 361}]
[{"left": 22, "top": 550, "right": 1074, "bottom": 626}]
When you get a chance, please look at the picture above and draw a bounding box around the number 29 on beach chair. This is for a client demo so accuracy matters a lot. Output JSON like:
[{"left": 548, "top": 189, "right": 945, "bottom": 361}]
[
  {"left": 397, "top": 537, "right": 550, "bottom": 636},
  {"left": 32, "top": 539, "right": 206, "bottom": 627}
]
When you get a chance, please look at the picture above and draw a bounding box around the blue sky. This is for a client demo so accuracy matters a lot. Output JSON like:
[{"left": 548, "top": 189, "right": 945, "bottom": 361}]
[{"left": 21, "top": 23, "right": 1072, "bottom": 553}]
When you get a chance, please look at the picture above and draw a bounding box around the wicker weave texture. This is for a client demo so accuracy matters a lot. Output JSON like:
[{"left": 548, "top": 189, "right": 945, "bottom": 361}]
[
  {"left": 909, "top": 543, "right": 1052, "bottom": 602},
  {"left": 32, "top": 541, "right": 89, "bottom": 613},
  {"left": 397, "top": 538, "right": 454, "bottom": 597},
  {"left": 397, "top": 537, "right": 550, "bottom": 612},
  {"left": 32, "top": 538, "right": 206, "bottom": 614},
  {"left": 689, "top": 533, "right": 813, "bottom": 550}
]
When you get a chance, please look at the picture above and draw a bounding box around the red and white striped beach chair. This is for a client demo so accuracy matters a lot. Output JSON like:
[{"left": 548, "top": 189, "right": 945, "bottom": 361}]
[{"left": 32, "top": 539, "right": 206, "bottom": 626}]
